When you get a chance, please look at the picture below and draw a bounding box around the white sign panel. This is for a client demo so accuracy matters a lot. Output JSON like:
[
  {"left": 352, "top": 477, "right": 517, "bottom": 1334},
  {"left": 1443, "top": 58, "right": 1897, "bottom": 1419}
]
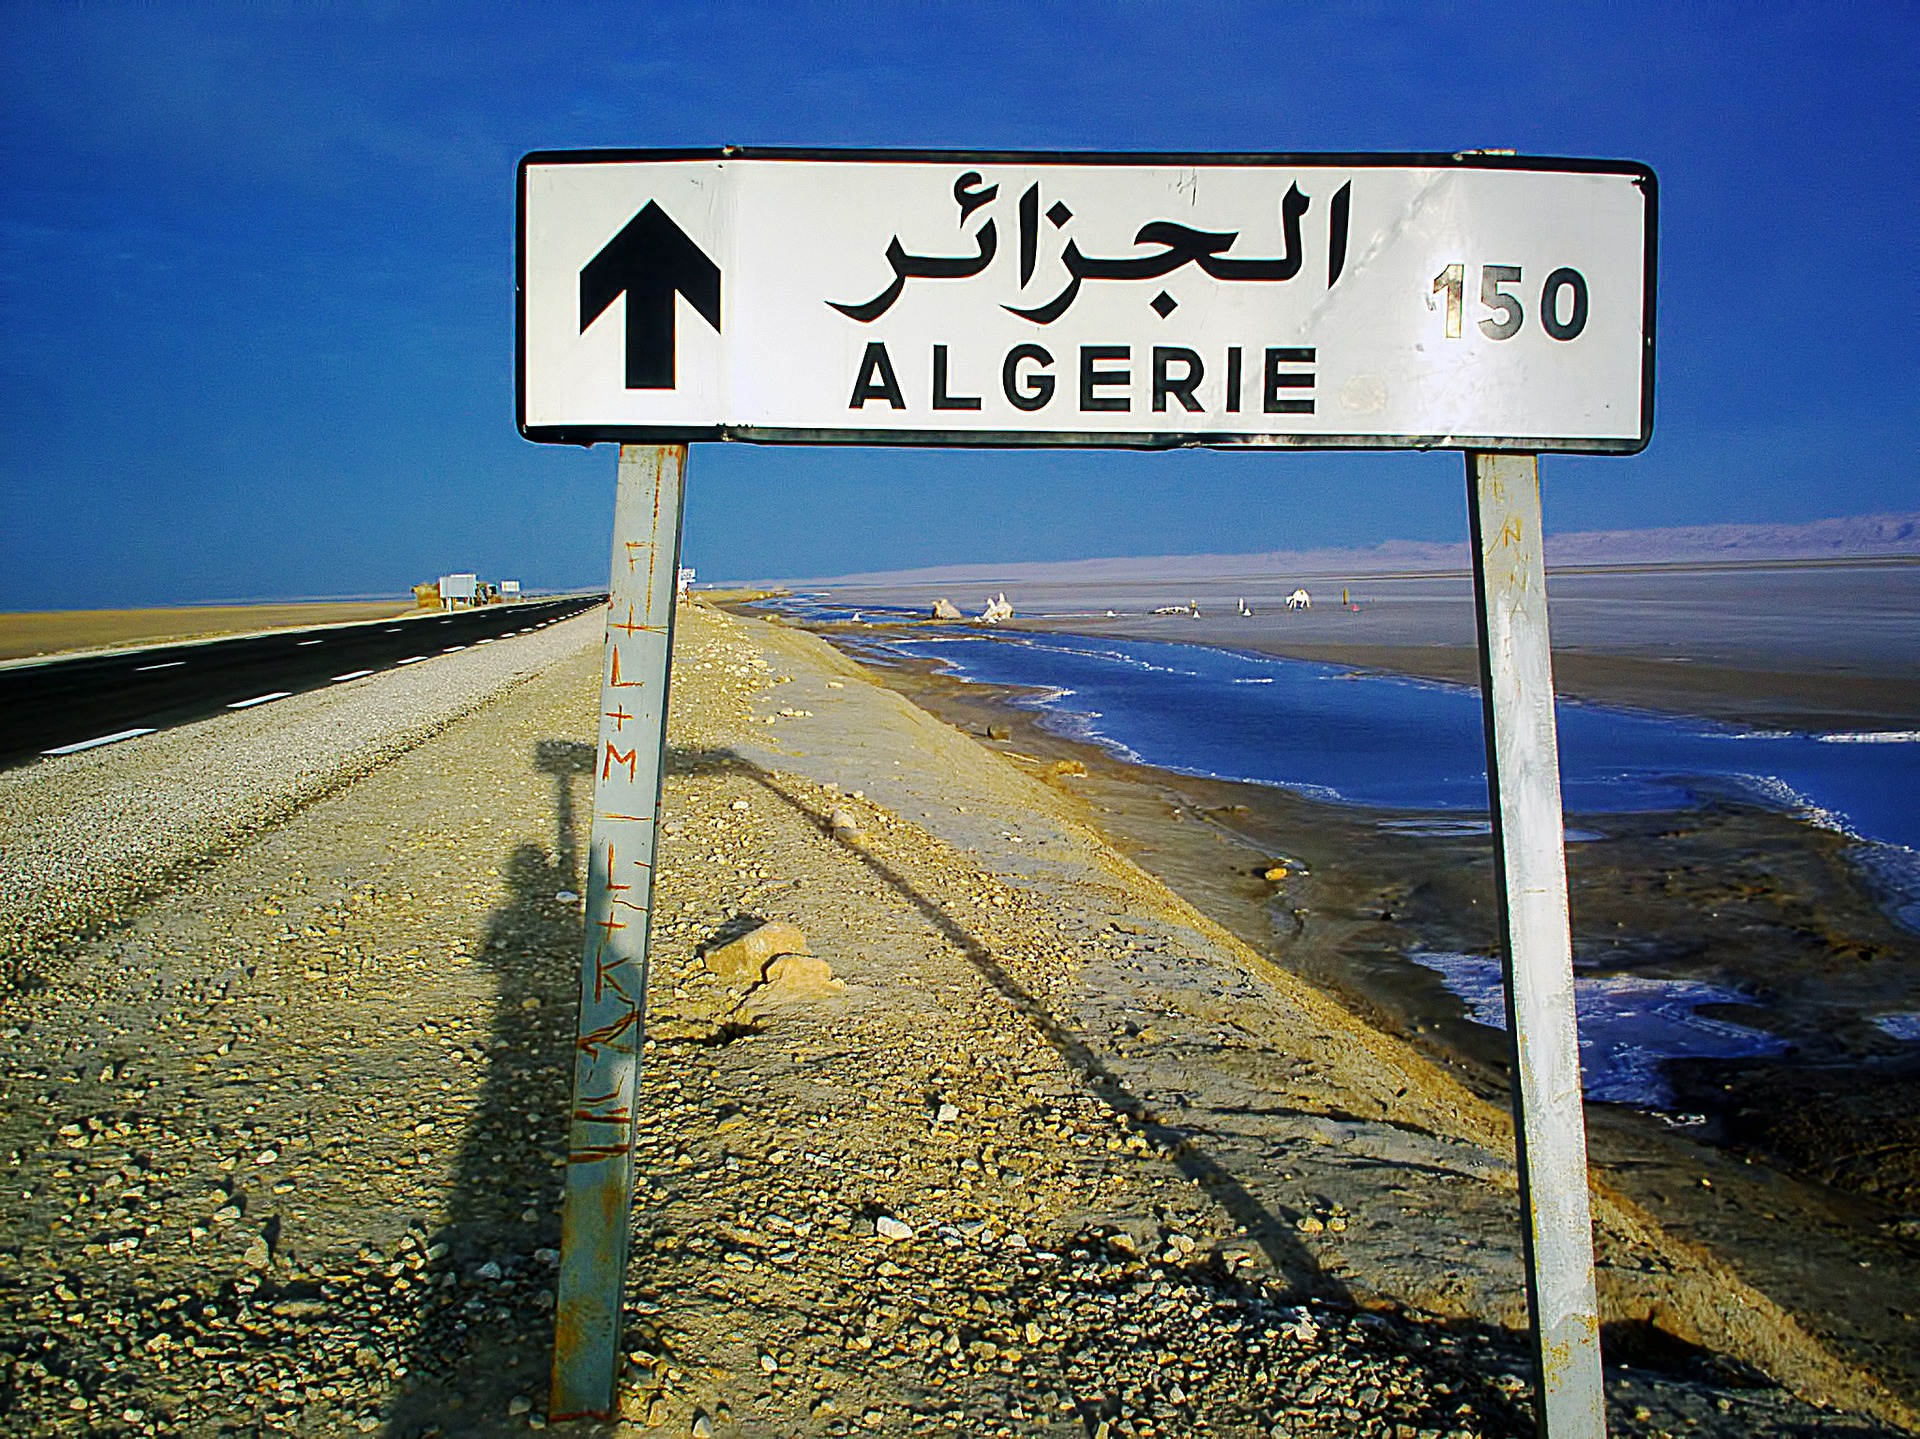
[{"left": 518, "top": 149, "right": 1655, "bottom": 452}]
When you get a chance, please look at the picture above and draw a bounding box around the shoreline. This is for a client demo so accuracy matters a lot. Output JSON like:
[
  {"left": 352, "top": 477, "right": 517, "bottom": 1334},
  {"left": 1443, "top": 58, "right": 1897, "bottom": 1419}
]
[
  {"left": 1006, "top": 621, "right": 1920, "bottom": 735},
  {"left": 770, "top": 555, "right": 1920, "bottom": 734},
  {"left": 741, "top": 602, "right": 1920, "bottom": 1416}
]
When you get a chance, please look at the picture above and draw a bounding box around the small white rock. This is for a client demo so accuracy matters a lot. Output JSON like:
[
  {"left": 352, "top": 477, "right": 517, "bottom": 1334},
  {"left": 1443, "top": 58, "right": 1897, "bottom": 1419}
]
[
  {"left": 935, "top": 1103, "right": 960, "bottom": 1125},
  {"left": 730, "top": 799, "right": 750, "bottom": 812},
  {"left": 476, "top": 1261, "right": 502, "bottom": 1281},
  {"left": 875, "top": 1215, "right": 914, "bottom": 1243},
  {"left": 555, "top": 891, "right": 580, "bottom": 903}
]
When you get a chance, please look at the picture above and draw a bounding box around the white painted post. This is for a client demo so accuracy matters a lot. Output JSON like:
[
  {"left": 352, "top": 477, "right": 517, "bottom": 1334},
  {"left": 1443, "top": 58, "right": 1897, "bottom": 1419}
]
[
  {"left": 550, "top": 443, "right": 687, "bottom": 1421},
  {"left": 1467, "top": 451, "right": 1607, "bottom": 1438}
]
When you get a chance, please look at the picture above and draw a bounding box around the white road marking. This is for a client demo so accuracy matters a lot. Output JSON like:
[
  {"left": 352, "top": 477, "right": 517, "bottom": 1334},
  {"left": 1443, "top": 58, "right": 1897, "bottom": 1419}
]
[
  {"left": 442, "top": 645, "right": 467, "bottom": 652},
  {"left": 227, "top": 691, "right": 292, "bottom": 709},
  {"left": 43, "top": 728, "right": 157, "bottom": 756},
  {"left": 134, "top": 661, "right": 186, "bottom": 672},
  {"left": 397, "top": 656, "right": 429, "bottom": 665},
  {"left": 331, "top": 669, "right": 375, "bottom": 683},
  {"left": 297, "top": 639, "right": 324, "bottom": 646}
]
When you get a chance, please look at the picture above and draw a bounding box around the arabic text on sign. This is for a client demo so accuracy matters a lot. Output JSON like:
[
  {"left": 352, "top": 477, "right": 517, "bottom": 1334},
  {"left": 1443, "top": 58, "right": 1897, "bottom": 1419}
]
[{"left": 830, "top": 173, "right": 1353, "bottom": 324}]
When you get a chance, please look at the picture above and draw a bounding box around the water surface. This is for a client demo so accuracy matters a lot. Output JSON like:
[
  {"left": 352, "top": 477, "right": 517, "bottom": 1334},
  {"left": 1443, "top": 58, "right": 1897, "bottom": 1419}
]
[
  {"left": 820, "top": 617, "right": 1920, "bottom": 851},
  {"left": 1407, "top": 950, "right": 1791, "bottom": 1108}
]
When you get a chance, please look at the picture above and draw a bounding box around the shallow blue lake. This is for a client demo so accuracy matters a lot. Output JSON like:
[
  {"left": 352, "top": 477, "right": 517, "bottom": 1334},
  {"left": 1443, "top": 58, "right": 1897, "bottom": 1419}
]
[
  {"left": 1407, "top": 950, "right": 1791, "bottom": 1108},
  {"left": 835, "top": 623, "right": 1920, "bottom": 853}
]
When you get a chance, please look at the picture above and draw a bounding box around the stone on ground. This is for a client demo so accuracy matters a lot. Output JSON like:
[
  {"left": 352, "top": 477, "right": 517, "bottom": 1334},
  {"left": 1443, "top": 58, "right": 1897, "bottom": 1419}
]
[{"left": 701, "top": 919, "right": 810, "bottom": 982}]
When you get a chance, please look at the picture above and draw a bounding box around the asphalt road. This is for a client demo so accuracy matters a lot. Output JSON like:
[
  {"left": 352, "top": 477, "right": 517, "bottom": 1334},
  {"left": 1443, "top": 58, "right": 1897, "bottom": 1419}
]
[{"left": 0, "top": 596, "right": 606, "bottom": 769}]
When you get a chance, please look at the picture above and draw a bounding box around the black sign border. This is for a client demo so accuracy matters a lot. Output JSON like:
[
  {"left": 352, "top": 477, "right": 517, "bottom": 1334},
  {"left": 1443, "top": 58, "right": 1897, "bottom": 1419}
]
[{"left": 516, "top": 147, "right": 1657, "bottom": 455}]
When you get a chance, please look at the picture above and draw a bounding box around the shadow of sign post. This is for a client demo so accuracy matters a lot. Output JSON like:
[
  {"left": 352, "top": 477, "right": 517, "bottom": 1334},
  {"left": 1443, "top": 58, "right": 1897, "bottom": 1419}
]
[{"left": 522, "top": 148, "right": 1656, "bottom": 1437}]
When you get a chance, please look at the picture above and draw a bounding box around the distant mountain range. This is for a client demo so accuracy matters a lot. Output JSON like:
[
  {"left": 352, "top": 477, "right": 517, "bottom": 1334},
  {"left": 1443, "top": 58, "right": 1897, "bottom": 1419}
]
[{"left": 782, "top": 512, "right": 1920, "bottom": 589}]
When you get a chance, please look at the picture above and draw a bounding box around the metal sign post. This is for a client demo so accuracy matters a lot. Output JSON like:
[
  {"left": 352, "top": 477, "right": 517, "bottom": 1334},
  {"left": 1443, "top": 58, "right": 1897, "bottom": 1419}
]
[
  {"left": 1469, "top": 451, "right": 1605, "bottom": 1438},
  {"left": 519, "top": 148, "right": 1656, "bottom": 1430},
  {"left": 550, "top": 443, "right": 686, "bottom": 1421}
]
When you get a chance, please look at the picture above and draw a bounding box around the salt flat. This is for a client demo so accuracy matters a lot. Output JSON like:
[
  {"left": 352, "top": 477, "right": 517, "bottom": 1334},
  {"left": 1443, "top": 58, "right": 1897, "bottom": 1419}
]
[{"left": 814, "top": 561, "right": 1920, "bottom": 730}]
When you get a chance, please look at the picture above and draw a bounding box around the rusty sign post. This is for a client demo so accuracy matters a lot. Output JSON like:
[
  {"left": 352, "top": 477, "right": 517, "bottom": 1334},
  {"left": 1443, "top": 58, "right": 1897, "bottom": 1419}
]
[
  {"left": 550, "top": 443, "right": 686, "bottom": 1421},
  {"left": 519, "top": 149, "right": 1655, "bottom": 1431},
  {"left": 1470, "top": 452, "right": 1606, "bottom": 1438}
]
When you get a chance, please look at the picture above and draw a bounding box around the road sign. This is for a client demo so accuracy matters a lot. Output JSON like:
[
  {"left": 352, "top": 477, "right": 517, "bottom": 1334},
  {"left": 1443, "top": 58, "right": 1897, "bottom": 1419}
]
[
  {"left": 519, "top": 148, "right": 1655, "bottom": 452},
  {"left": 534, "top": 145, "right": 1654, "bottom": 1438}
]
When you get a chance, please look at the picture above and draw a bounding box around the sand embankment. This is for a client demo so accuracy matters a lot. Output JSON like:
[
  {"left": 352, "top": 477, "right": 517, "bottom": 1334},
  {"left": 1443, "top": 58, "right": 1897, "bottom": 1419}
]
[
  {"left": 0, "top": 600, "right": 419, "bottom": 664},
  {"left": 0, "top": 601, "right": 1908, "bottom": 1435}
]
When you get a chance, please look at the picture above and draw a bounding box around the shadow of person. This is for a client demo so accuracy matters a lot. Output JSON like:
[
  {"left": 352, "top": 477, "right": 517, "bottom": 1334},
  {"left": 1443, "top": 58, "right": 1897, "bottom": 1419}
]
[
  {"left": 533, "top": 740, "right": 597, "bottom": 861},
  {"left": 382, "top": 741, "right": 595, "bottom": 1437},
  {"left": 381, "top": 739, "right": 1543, "bottom": 1434}
]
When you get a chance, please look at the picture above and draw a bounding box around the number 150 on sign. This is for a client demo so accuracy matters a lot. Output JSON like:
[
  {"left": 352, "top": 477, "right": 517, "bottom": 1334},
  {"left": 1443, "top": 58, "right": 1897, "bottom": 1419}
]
[{"left": 1433, "top": 263, "right": 1590, "bottom": 342}]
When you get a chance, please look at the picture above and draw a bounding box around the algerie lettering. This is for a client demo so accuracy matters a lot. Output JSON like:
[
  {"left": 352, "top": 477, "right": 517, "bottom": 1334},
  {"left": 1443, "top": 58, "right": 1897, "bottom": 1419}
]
[{"left": 847, "top": 341, "right": 1315, "bottom": 416}]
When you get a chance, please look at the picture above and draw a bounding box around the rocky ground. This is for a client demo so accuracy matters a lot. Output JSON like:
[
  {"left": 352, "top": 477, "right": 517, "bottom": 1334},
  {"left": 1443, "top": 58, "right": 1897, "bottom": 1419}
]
[{"left": 0, "top": 604, "right": 1909, "bottom": 1437}]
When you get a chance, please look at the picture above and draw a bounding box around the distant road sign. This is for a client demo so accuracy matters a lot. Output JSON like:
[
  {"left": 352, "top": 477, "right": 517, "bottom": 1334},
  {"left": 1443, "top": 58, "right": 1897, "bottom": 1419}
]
[{"left": 519, "top": 148, "right": 1654, "bottom": 453}]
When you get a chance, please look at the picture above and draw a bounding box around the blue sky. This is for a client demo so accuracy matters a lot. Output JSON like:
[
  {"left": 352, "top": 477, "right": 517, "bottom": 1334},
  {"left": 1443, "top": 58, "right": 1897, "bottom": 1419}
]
[{"left": 2, "top": 2, "right": 1914, "bottom": 607}]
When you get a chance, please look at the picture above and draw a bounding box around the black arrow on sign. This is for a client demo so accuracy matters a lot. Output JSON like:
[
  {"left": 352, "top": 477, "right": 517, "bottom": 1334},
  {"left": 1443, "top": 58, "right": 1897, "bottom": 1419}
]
[{"left": 579, "top": 201, "right": 722, "bottom": 390}]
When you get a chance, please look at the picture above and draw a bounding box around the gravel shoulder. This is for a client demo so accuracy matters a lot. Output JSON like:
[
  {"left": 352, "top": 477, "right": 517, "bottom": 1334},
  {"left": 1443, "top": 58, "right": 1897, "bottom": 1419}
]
[
  {"left": 0, "top": 603, "right": 1908, "bottom": 1437},
  {"left": 0, "top": 612, "right": 604, "bottom": 972}
]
